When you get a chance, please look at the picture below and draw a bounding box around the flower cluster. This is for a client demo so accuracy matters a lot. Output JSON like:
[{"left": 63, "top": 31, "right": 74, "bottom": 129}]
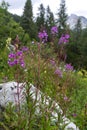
[
  {"left": 72, "top": 113, "right": 77, "bottom": 117},
  {"left": 50, "top": 59, "right": 55, "bottom": 66},
  {"left": 65, "top": 63, "right": 73, "bottom": 71},
  {"left": 8, "top": 51, "right": 25, "bottom": 68},
  {"left": 51, "top": 26, "right": 58, "bottom": 35},
  {"left": 38, "top": 30, "right": 48, "bottom": 42},
  {"left": 64, "top": 96, "right": 68, "bottom": 101},
  {"left": 21, "top": 46, "right": 29, "bottom": 52},
  {"left": 58, "top": 34, "right": 70, "bottom": 44},
  {"left": 54, "top": 68, "right": 63, "bottom": 78}
]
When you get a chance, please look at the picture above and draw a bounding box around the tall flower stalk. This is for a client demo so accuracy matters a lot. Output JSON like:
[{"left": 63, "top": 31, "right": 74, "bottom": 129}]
[{"left": 7, "top": 36, "right": 28, "bottom": 110}]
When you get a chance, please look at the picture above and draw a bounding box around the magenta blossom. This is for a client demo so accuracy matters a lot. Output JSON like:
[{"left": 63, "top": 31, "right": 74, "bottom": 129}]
[
  {"left": 8, "top": 53, "right": 16, "bottom": 58},
  {"left": 58, "top": 34, "right": 70, "bottom": 44},
  {"left": 50, "top": 59, "right": 55, "bottom": 66},
  {"left": 65, "top": 63, "right": 73, "bottom": 71},
  {"left": 38, "top": 30, "right": 48, "bottom": 42},
  {"left": 64, "top": 96, "right": 68, "bottom": 101},
  {"left": 72, "top": 113, "right": 77, "bottom": 117},
  {"left": 21, "top": 46, "right": 29, "bottom": 52},
  {"left": 54, "top": 68, "right": 63, "bottom": 78},
  {"left": 16, "top": 51, "right": 23, "bottom": 56},
  {"left": 51, "top": 26, "right": 58, "bottom": 35},
  {"left": 8, "top": 51, "right": 25, "bottom": 68}
]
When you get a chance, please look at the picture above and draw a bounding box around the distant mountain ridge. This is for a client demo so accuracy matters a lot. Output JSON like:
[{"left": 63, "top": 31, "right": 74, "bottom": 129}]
[{"left": 67, "top": 14, "right": 87, "bottom": 29}]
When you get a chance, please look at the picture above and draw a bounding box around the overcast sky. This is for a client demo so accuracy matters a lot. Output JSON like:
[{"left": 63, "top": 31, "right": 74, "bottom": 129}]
[{"left": 1, "top": 0, "right": 87, "bottom": 18}]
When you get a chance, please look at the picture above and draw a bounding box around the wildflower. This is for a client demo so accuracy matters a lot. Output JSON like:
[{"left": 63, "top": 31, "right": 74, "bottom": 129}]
[
  {"left": 72, "top": 113, "right": 77, "bottom": 117},
  {"left": 50, "top": 59, "right": 55, "bottom": 66},
  {"left": 64, "top": 96, "right": 68, "bottom": 101},
  {"left": 65, "top": 63, "right": 73, "bottom": 71},
  {"left": 8, "top": 51, "right": 25, "bottom": 68},
  {"left": 54, "top": 68, "right": 63, "bottom": 78},
  {"left": 8, "top": 60, "right": 15, "bottom": 66},
  {"left": 65, "top": 34, "right": 70, "bottom": 39},
  {"left": 51, "top": 26, "right": 58, "bottom": 35},
  {"left": 38, "top": 30, "right": 48, "bottom": 42},
  {"left": 16, "top": 51, "right": 23, "bottom": 56},
  {"left": 8, "top": 53, "right": 16, "bottom": 58},
  {"left": 21, "top": 46, "right": 29, "bottom": 52},
  {"left": 14, "top": 59, "right": 19, "bottom": 64},
  {"left": 58, "top": 34, "right": 70, "bottom": 44},
  {"left": 20, "top": 60, "right": 25, "bottom": 68}
]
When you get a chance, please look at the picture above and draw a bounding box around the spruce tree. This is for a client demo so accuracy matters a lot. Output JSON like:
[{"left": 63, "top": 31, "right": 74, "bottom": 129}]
[
  {"left": 45, "top": 5, "right": 55, "bottom": 41},
  {"left": 0, "top": 0, "right": 9, "bottom": 10},
  {"left": 46, "top": 6, "right": 55, "bottom": 27},
  {"left": 21, "top": 0, "right": 36, "bottom": 39},
  {"left": 36, "top": 4, "right": 45, "bottom": 31},
  {"left": 73, "top": 18, "right": 82, "bottom": 54},
  {"left": 66, "top": 18, "right": 82, "bottom": 69},
  {"left": 57, "top": 0, "right": 68, "bottom": 37},
  {"left": 74, "top": 18, "right": 82, "bottom": 41}
]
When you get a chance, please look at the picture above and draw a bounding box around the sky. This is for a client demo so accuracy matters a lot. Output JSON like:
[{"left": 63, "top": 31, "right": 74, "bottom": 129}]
[{"left": 0, "top": 0, "right": 87, "bottom": 18}]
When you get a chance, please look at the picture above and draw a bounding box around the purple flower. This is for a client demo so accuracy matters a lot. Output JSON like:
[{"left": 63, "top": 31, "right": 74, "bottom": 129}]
[
  {"left": 72, "top": 113, "right": 77, "bottom": 117},
  {"left": 8, "top": 60, "right": 15, "bottom": 66},
  {"left": 38, "top": 30, "right": 48, "bottom": 42},
  {"left": 58, "top": 34, "right": 70, "bottom": 44},
  {"left": 38, "top": 32, "right": 44, "bottom": 39},
  {"left": 14, "top": 59, "right": 19, "bottom": 64},
  {"left": 21, "top": 46, "right": 29, "bottom": 52},
  {"left": 54, "top": 68, "right": 63, "bottom": 78},
  {"left": 8, "top": 51, "right": 25, "bottom": 68},
  {"left": 65, "top": 34, "right": 70, "bottom": 39},
  {"left": 16, "top": 51, "right": 23, "bottom": 56},
  {"left": 65, "top": 63, "right": 73, "bottom": 71},
  {"left": 51, "top": 26, "right": 58, "bottom": 35},
  {"left": 64, "top": 96, "right": 68, "bottom": 101},
  {"left": 50, "top": 59, "right": 55, "bottom": 66},
  {"left": 8, "top": 53, "right": 16, "bottom": 58},
  {"left": 20, "top": 60, "right": 25, "bottom": 68}
]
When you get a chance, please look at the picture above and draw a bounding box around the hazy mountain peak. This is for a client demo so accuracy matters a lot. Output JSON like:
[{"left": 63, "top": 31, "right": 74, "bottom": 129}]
[{"left": 67, "top": 14, "right": 87, "bottom": 29}]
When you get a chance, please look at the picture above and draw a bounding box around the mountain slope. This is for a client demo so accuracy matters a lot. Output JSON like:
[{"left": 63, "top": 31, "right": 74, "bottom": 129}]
[{"left": 67, "top": 14, "right": 87, "bottom": 29}]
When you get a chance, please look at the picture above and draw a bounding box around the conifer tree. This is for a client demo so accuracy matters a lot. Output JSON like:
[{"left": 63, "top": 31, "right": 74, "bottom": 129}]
[
  {"left": 21, "top": 0, "right": 36, "bottom": 39},
  {"left": 66, "top": 18, "right": 82, "bottom": 69},
  {"left": 36, "top": 4, "right": 45, "bottom": 31},
  {"left": 57, "top": 0, "right": 68, "bottom": 37},
  {"left": 46, "top": 6, "right": 55, "bottom": 27},
  {"left": 73, "top": 18, "right": 82, "bottom": 54},
  {"left": 74, "top": 18, "right": 82, "bottom": 40},
  {"left": 45, "top": 5, "right": 55, "bottom": 41},
  {"left": 0, "top": 0, "right": 9, "bottom": 10}
]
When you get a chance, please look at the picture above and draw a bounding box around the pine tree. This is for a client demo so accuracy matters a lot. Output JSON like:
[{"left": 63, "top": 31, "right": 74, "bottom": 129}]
[
  {"left": 66, "top": 18, "right": 82, "bottom": 69},
  {"left": 57, "top": 0, "right": 68, "bottom": 37},
  {"left": 46, "top": 6, "right": 55, "bottom": 27},
  {"left": 21, "top": 0, "right": 36, "bottom": 39},
  {"left": 74, "top": 18, "right": 82, "bottom": 41},
  {"left": 45, "top": 5, "right": 55, "bottom": 41},
  {"left": 36, "top": 4, "right": 45, "bottom": 31},
  {"left": 73, "top": 18, "right": 82, "bottom": 54},
  {"left": 0, "top": 0, "right": 9, "bottom": 10}
]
